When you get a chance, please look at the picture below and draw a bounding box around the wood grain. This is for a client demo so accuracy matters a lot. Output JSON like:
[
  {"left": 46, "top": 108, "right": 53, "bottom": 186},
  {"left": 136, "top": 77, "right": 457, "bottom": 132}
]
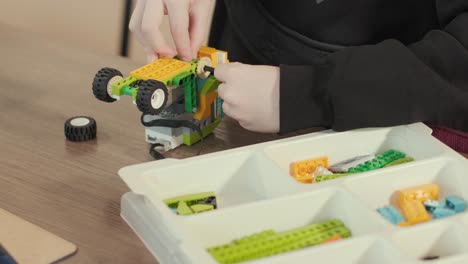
[
  {"left": 0, "top": 22, "right": 315, "bottom": 264},
  {"left": 0, "top": 22, "right": 466, "bottom": 264}
]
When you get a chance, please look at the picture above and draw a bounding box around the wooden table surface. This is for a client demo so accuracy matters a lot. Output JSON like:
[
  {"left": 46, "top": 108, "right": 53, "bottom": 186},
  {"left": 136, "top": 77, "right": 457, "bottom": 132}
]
[
  {"left": 0, "top": 23, "right": 466, "bottom": 264},
  {"left": 0, "top": 23, "right": 315, "bottom": 264}
]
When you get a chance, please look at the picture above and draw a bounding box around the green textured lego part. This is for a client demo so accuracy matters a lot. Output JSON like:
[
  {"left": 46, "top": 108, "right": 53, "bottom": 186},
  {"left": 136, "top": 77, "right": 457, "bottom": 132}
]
[
  {"left": 200, "top": 77, "right": 220, "bottom": 95},
  {"left": 347, "top": 149, "right": 405, "bottom": 173},
  {"left": 112, "top": 76, "right": 138, "bottom": 96},
  {"left": 183, "top": 118, "right": 221, "bottom": 146},
  {"left": 121, "top": 85, "right": 138, "bottom": 101},
  {"left": 207, "top": 219, "right": 350, "bottom": 264},
  {"left": 164, "top": 192, "right": 215, "bottom": 207},
  {"left": 234, "top": 230, "right": 276, "bottom": 245},
  {"left": 190, "top": 204, "right": 215, "bottom": 213},
  {"left": 314, "top": 173, "right": 350, "bottom": 183},
  {"left": 172, "top": 70, "right": 197, "bottom": 112},
  {"left": 383, "top": 157, "right": 414, "bottom": 168},
  {"left": 177, "top": 201, "right": 193, "bottom": 215}
]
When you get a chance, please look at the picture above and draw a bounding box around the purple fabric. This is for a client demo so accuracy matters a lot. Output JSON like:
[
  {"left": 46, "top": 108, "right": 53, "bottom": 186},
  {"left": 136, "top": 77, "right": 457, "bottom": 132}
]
[{"left": 429, "top": 126, "right": 468, "bottom": 154}]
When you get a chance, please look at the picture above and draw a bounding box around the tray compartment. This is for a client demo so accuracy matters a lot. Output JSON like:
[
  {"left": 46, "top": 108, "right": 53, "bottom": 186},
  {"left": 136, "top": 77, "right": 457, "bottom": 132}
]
[
  {"left": 263, "top": 125, "right": 444, "bottom": 184},
  {"left": 344, "top": 158, "right": 468, "bottom": 226},
  {"left": 175, "top": 188, "right": 386, "bottom": 263},
  {"left": 391, "top": 221, "right": 468, "bottom": 261},
  {"left": 132, "top": 150, "right": 301, "bottom": 209}
]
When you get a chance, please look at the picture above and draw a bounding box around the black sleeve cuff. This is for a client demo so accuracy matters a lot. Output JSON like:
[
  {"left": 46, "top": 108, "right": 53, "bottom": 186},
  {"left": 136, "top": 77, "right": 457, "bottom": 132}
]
[{"left": 278, "top": 64, "right": 333, "bottom": 135}]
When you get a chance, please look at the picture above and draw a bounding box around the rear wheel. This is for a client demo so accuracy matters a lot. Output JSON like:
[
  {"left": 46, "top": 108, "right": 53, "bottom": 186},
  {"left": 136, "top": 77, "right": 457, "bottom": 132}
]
[
  {"left": 92, "top": 67, "right": 123, "bottom": 102},
  {"left": 136, "top": 80, "right": 168, "bottom": 114}
]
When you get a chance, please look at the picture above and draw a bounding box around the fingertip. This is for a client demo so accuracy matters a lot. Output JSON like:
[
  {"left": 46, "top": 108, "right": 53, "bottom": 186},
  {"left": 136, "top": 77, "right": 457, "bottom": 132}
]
[
  {"left": 147, "top": 52, "right": 157, "bottom": 63},
  {"left": 214, "top": 62, "right": 229, "bottom": 81}
]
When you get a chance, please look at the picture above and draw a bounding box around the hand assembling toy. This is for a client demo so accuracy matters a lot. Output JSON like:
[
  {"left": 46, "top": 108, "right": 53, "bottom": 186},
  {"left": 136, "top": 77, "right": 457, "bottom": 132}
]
[
  {"left": 215, "top": 62, "right": 281, "bottom": 133},
  {"left": 129, "top": 0, "right": 468, "bottom": 139},
  {"left": 129, "top": 0, "right": 213, "bottom": 62}
]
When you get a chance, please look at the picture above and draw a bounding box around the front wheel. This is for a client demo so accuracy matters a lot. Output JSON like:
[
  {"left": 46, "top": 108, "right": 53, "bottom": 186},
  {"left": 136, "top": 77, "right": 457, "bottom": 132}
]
[
  {"left": 92, "top": 67, "right": 123, "bottom": 102},
  {"left": 136, "top": 80, "right": 168, "bottom": 114}
]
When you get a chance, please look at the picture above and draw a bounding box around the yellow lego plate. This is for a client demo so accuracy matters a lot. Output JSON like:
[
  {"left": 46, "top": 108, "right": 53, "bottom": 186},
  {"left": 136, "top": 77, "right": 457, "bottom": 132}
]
[{"left": 130, "top": 58, "right": 191, "bottom": 83}]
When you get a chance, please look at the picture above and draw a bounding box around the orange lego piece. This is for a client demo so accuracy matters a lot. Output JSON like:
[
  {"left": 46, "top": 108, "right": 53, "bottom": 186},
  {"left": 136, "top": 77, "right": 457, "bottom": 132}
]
[
  {"left": 294, "top": 174, "right": 313, "bottom": 184},
  {"left": 197, "top": 46, "right": 228, "bottom": 67},
  {"left": 399, "top": 200, "right": 430, "bottom": 226},
  {"left": 194, "top": 91, "right": 218, "bottom": 120},
  {"left": 397, "top": 183, "right": 439, "bottom": 207},
  {"left": 323, "top": 235, "right": 342, "bottom": 243},
  {"left": 289, "top": 157, "right": 328, "bottom": 182}
]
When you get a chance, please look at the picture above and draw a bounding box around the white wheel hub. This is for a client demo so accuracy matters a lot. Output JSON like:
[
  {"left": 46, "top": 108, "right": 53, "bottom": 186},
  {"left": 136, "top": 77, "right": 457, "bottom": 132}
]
[
  {"left": 196, "top": 57, "right": 213, "bottom": 79},
  {"left": 151, "top": 89, "right": 166, "bottom": 109},
  {"left": 70, "top": 117, "right": 90, "bottom": 127},
  {"left": 107, "top": 75, "right": 123, "bottom": 97}
]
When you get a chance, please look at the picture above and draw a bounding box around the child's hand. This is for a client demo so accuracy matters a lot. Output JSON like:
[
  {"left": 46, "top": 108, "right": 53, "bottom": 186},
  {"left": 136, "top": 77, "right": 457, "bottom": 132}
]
[
  {"left": 215, "top": 62, "right": 280, "bottom": 133},
  {"left": 129, "top": 0, "right": 213, "bottom": 62}
]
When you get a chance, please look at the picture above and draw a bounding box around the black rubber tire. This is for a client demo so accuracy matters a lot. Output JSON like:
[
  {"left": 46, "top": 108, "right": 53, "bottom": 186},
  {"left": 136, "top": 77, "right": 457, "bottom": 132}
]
[
  {"left": 92, "top": 67, "right": 123, "bottom": 102},
  {"left": 136, "top": 80, "right": 168, "bottom": 114},
  {"left": 64, "top": 116, "right": 97, "bottom": 142}
]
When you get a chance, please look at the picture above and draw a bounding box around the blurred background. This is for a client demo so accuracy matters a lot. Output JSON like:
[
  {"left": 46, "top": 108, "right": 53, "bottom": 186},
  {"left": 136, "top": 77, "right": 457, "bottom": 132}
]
[{"left": 0, "top": 0, "right": 216, "bottom": 65}]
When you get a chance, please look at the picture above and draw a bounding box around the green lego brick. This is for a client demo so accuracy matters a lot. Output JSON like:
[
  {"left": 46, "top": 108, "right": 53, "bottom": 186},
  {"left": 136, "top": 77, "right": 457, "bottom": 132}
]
[
  {"left": 314, "top": 173, "right": 350, "bottom": 183},
  {"left": 348, "top": 149, "right": 405, "bottom": 173},
  {"left": 112, "top": 76, "right": 138, "bottom": 96},
  {"left": 121, "top": 85, "right": 138, "bottom": 101},
  {"left": 183, "top": 118, "right": 221, "bottom": 146},
  {"left": 164, "top": 192, "right": 215, "bottom": 207},
  {"left": 200, "top": 77, "right": 220, "bottom": 95},
  {"left": 209, "top": 230, "right": 276, "bottom": 252},
  {"left": 207, "top": 219, "right": 350, "bottom": 264},
  {"left": 177, "top": 201, "right": 193, "bottom": 215},
  {"left": 383, "top": 157, "right": 414, "bottom": 168},
  {"left": 190, "top": 204, "right": 214, "bottom": 213},
  {"left": 234, "top": 230, "right": 276, "bottom": 244},
  {"left": 172, "top": 71, "right": 196, "bottom": 112},
  {"left": 209, "top": 226, "right": 350, "bottom": 263}
]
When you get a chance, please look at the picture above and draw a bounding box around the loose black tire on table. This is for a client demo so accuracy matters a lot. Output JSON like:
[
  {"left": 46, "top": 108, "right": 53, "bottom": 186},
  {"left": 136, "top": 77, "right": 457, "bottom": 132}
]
[
  {"left": 64, "top": 116, "right": 97, "bottom": 142},
  {"left": 136, "top": 80, "right": 169, "bottom": 114},
  {"left": 92, "top": 67, "right": 123, "bottom": 102}
]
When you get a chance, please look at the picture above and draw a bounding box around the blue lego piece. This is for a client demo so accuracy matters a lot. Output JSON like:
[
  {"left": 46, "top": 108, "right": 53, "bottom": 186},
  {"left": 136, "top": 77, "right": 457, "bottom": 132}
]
[
  {"left": 215, "top": 97, "right": 224, "bottom": 118},
  {"left": 423, "top": 200, "right": 444, "bottom": 213},
  {"left": 431, "top": 207, "right": 456, "bottom": 219},
  {"left": 377, "top": 205, "right": 404, "bottom": 225},
  {"left": 445, "top": 195, "right": 466, "bottom": 213}
]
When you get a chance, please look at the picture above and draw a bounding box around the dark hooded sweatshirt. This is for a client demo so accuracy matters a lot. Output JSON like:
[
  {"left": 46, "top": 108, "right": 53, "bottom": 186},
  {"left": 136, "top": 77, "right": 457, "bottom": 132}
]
[{"left": 207, "top": 0, "right": 468, "bottom": 134}]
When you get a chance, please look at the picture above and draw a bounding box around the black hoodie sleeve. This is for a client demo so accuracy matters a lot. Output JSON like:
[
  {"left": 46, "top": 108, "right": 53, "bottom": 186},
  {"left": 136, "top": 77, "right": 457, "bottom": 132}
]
[{"left": 279, "top": 4, "right": 468, "bottom": 134}]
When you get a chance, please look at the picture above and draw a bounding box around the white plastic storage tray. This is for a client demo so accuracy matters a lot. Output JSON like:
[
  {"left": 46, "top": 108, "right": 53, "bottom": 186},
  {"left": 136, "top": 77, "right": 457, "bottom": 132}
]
[{"left": 119, "top": 123, "right": 468, "bottom": 264}]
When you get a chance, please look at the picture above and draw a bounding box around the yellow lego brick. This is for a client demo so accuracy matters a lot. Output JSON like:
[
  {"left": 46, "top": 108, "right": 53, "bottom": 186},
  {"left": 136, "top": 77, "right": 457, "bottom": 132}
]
[
  {"left": 397, "top": 183, "right": 439, "bottom": 207},
  {"left": 398, "top": 200, "right": 430, "bottom": 226},
  {"left": 197, "top": 46, "right": 228, "bottom": 67},
  {"left": 130, "top": 57, "right": 191, "bottom": 83},
  {"left": 289, "top": 157, "right": 328, "bottom": 179}
]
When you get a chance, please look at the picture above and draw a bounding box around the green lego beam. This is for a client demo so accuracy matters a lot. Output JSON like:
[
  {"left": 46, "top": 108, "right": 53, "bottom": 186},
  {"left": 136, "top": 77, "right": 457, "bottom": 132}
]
[
  {"left": 200, "top": 77, "right": 220, "bottom": 95},
  {"left": 207, "top": 219, "right": 350, "bottom": 264},
  {"left": 314, "top": 173, "right": 350, "bottom": 183},
  {"left": 164, "top": 192, "right": 215, "bottom": 207},
  {"left": 383, "top": 157, "right": 414, "bottom": 168},
  {"left": 112, "top": 76, "right": 138, "bottom": 97},
  {"left": 347, "top": 149, "right": 406, "bottom": 173}
]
